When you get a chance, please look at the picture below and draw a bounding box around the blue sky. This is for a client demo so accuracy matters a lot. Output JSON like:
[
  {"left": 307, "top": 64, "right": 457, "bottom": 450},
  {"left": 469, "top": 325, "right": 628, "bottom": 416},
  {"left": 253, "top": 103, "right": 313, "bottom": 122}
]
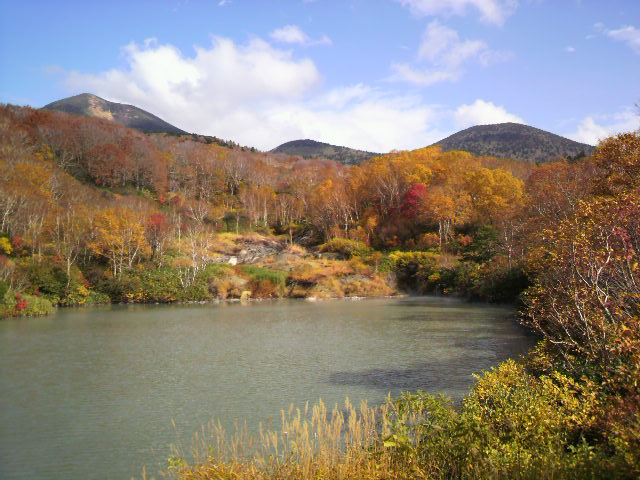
[{"left": 1, "top": 0, "right": 639, "bottom": 152}]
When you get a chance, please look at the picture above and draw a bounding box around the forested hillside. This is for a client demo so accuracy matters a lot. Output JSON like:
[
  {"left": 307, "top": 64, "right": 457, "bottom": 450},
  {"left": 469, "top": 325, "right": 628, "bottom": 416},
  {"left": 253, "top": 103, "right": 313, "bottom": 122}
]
[
  {"left": 434, "top": 122, "right": 595, "bottom": 163},
  {"left": 271, "top": 139, "right": 380, "bottom": 165},
  {"left": 0, "top": 103, "right": 538, "bottom": 313}
]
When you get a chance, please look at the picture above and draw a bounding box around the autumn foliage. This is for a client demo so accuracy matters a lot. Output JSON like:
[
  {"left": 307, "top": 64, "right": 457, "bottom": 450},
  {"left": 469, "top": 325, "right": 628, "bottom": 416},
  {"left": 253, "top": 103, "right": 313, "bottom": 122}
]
[{"left": 1, "top": 102, "right": 640, "bottom": 476}]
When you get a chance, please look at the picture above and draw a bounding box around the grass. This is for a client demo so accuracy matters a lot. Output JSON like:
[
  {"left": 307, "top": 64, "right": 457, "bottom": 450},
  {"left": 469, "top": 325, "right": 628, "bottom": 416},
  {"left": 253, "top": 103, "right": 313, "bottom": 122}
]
[
  {"left": 241, "top": 265, "right": 288, "bottom": 286},
  {"left": 167, "top": 397, "right": 416, "bottom": 480}
]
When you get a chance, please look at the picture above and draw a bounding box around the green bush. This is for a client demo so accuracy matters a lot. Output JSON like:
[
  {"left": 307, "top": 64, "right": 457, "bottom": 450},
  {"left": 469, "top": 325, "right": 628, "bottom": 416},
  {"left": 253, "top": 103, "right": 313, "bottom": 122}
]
[
  {"left": 21, "top": 260, "right": 111, "bottom": 306},
  {"left": 25, "top": 261, "right": 67, "bottom": 300},
  {"left": 90, "top": 263, "right": 232, "bottom": 304},
  {"left": 474, "top": 263, "right": 530, "bottom": 302},
  {"left": 94, "top": 271, "right": 143, "bottom": 303},
  {"left": 241, "top": 265, "right": 287, "bottom": 286},
  {"left": 59, "top": 283, "right": 110, "bottom": 306},
  {"left": 389, "top": 251, "right": 440, "bottom": 292},
  {"left": 1, "top": 289, "right": 54, "bottom": 317},
  {"left": 22, "top": 294, "right": 55, "bottom": 316},
  {"left": 319, "top": 238, "right": 372, "bottom": 259},
  {"left": 384, "top": 359, "right": 613, "bottom": 479},
  {"left": 241, "top": 265, "right": 288, "bottom": 297},
  {"left": 397, "top": 253, "right": 529, "bottom": 302},
  {"left": 0, "top": 280, "right": 8, "bottom": 303},
  {"left": 463, "top": 225, "right": 499, "bottom": 263},
  {"left": 135, "top": 267, "right": 183, "bottom": 303}
]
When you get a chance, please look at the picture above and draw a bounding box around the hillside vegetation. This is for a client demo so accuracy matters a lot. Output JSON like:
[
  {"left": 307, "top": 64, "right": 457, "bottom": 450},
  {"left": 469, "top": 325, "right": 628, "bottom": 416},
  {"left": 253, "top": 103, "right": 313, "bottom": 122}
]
[
  {"left": 0, "top": 103, "right": 539, "bottom": 314},
  {"left": 271, "top": 139, "right": 380, "bottom": 165},
  {"left": 434, "top": 122, "right": 595, "bottom": 163}
]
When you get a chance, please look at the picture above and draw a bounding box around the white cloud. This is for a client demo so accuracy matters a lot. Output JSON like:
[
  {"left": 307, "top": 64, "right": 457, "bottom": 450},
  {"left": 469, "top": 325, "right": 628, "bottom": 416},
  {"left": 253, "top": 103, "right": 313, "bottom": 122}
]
[
  {"left": 63, "top": 37, "right": 448, "bottom": 152},
  {"left": 390, "top": 21, "right": 511, "bottom": 87},
  {"left": 394, "top": 0, "right": 518, "bottom": 25},
  {"left": 566, "top": 110, "right": 640, "bottom": 145},
  {"left": 267, "top": 89, "right": 444, "bottom": 152},
  {"left": 389, "top": 63, "right": 460, "bottom": 87},
  {"left": 417, "top": 20, "right": 460, "bottom": 61},
  {"left": 454, "top": 99, "right": 524, "bottom": 128},
  {"left": 606, "top": 25, "right": 640, "bottom": 54},
  {"left": 270, "top": 25, "right": 332, "bottom": 47},
  {"left": 565, "top": 46, "right": 576, "bottom": 53}
]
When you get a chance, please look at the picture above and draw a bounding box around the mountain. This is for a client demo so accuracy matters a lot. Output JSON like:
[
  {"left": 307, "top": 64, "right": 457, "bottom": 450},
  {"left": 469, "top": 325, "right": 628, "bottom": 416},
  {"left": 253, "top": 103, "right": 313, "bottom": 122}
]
[
  {"left": 43, "top": 93, "right": 186, "bottom": 135},
  {"left": 271, "top": 139, "right": 380, "bottom": 165},
  {"left": 433, "top": 122, "right": 595, "bottom": 163}
]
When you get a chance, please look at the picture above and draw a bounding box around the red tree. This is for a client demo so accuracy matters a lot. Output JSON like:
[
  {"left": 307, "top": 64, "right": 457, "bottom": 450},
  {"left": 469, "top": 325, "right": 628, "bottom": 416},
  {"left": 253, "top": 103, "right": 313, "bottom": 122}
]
[{"left": 400, "top": 183, "right": 427, "bottom": 218}]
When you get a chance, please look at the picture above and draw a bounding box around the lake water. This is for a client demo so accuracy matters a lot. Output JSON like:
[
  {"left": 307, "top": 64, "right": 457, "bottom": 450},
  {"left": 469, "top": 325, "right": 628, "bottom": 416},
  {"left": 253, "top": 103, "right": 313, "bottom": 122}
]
[{"left": 0, "top": 297, "right": 536, "bottom": 479}]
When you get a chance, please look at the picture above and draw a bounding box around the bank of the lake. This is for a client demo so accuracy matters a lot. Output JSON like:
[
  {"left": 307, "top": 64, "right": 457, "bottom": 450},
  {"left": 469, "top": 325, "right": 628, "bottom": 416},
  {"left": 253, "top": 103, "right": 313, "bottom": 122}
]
[{"left": 0, "top": 296, "right": 534, "bottom": 480}]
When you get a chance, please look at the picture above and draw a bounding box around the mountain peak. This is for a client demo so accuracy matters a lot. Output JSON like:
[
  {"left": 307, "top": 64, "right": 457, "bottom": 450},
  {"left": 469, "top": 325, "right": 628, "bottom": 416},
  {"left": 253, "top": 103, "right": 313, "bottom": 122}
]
[
  {"left": 43, "top": 93, "right": 186, "bottom": 135},
  {"left": 271, "top": 139, "right": 380, "bottom": 165},
  {"left": 433, "top": 122, "right": 594, "bottom": 163}
]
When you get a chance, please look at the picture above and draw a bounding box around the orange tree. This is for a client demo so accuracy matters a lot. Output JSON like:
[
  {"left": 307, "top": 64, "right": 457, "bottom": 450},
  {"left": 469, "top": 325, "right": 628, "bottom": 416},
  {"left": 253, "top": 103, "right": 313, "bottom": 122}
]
[{"left": 523, "top": 132, "right": 640, "bottom": 469}]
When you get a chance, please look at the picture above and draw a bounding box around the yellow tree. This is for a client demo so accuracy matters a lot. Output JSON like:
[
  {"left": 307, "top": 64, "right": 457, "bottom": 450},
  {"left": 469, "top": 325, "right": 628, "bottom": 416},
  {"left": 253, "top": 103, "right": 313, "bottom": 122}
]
[
  {"left": 8, "top": 162, "right": 57, "bottom": 259},
  {"left": 54, "top": 203, "right": 89, "bottom": 287},
  {"left": 417, "top": 151, "right": 476, "bottom": 248},
  {"left": 89, "top": 206, "right": 150, "bottom": 279},
  {"left": 421, "top": 187, "right": 457, "bottom": 247},
  {"left": 466, "top": 167, "right": 525, "bottom": 266}
]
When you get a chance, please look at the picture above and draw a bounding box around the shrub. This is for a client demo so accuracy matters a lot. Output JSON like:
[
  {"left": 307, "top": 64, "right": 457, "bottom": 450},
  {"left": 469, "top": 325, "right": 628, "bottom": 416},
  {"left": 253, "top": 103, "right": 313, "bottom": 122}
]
[
  {"left": 319, "top": 237, "right": 372, "bottom": 259},
  {"left": 241, "top": 265, "right": 287, "bottom": 298},
  {"left": 87, "top": 262, "right": 233, "bottom": 304},
  {"left": 463, "top": 225, "right": 498, "bottom": 263},
  {"left": 0, "top": 280, "right": 8, "bottom": 303},
  {"left": 474, "top": 262, "right": 529, "bottom": 302},
  {"left": 417, "top": 232, "right": 440, "bottom": 249},
  {"left": 25, "top": 261, "right": 67, "bottom": 300},
  {"left": 0, "top": 236, "right": 12, "bottom": 255},
  {"left": 389, "top": 251, "right": 439, "bottom": 292},
  {"left": 241, "top": 265, "right": 287, "bottom": 286},
  {"left": 461, "top": 359, "right": 605, "bottom": 476},
  {"left": 1, "top": 289, "right": 54, "bottom": 317},
  {"left": 59, "top": 283, "right": 110, "bottom": 306}
]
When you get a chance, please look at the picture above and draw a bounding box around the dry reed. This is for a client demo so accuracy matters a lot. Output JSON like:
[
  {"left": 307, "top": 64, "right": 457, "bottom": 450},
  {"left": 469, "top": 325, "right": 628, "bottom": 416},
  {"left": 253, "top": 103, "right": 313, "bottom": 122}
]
[{"left": 167, "top": 397, "right": 427, "bottom": 480}]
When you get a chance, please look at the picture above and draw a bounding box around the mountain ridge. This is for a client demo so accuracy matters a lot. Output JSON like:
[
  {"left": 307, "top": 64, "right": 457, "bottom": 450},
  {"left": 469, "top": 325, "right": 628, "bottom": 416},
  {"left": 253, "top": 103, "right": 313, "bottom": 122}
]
[
  {"left": 43, "top": 93, "right": 186, "bottom": 135},
  {"left": 271, "top": 139, "right": 381, "bottom": 165},
  {"left": 44, "top": 95, "right": 596, "bottom": 164},
  {"left": 432, "top": 122, "right": 594, "bottom": 163}
]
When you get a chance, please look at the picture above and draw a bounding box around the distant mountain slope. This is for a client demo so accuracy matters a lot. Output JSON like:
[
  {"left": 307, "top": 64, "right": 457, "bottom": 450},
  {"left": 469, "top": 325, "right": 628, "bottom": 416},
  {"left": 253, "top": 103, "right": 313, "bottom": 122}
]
[
  {"left": 271, "top": 139, "right": 380, "bottom": 165},
  {"left": 43, "top": 93, "right": 186, "bottom": 135},
  {"left": 433, "top": 122, "right": 594, "bottom": 163}
]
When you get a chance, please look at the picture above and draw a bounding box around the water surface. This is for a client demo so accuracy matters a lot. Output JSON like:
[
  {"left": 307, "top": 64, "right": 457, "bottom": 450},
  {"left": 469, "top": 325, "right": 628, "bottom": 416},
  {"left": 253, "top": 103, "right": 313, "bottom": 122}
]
[{"left": 0, "top": 297, "right": 535, "bottom": 479}]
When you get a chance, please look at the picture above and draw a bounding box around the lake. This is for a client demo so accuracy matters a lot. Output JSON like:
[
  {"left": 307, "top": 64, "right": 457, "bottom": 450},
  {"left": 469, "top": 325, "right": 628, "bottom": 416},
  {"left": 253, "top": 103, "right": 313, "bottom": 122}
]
[{"left": 0, "top": 297, "right": 536, "bottom": 479}]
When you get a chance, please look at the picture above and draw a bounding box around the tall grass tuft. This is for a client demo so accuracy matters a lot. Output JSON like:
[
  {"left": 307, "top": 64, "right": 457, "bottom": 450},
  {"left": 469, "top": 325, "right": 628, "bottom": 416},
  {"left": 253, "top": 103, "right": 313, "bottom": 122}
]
[{"left": 167, "top": 397, "right": 431, "bottom": 480}]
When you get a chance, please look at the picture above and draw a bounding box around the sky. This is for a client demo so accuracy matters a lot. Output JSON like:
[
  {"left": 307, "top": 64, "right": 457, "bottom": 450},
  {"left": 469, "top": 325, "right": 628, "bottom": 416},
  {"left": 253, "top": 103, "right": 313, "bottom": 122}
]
[{"left": 0, "top": 0, "right": 639, "bottom": 152}]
